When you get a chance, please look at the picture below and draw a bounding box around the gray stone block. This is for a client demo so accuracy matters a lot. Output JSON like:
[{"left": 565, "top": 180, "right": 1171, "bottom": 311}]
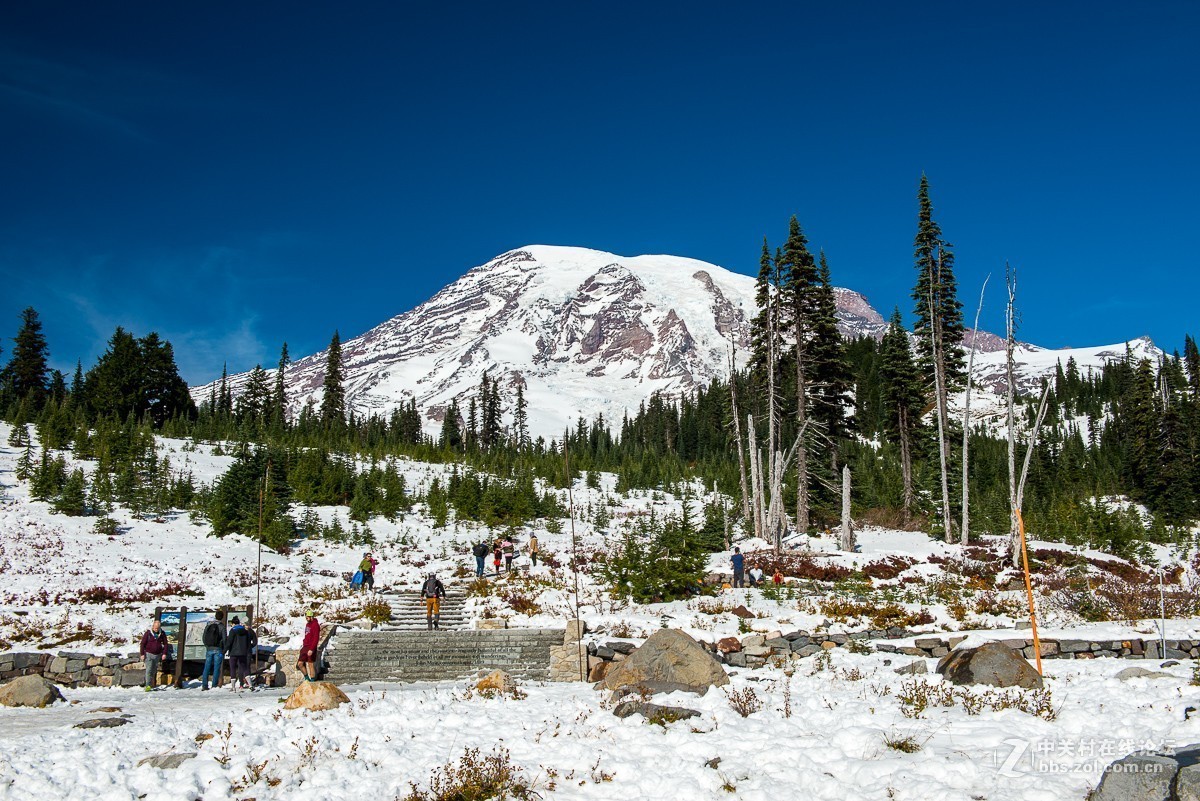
[{"left": 1089, "top": 753, "right": 1177, "bottom": 801}]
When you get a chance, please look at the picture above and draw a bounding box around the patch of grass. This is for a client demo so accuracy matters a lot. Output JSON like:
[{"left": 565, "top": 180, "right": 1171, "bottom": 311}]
[
  {"left": 402, "top": 746, "right": 539, "bottom": 801},
  {"left": 882, "top": 732, "right": 922, "bottom": 753}
]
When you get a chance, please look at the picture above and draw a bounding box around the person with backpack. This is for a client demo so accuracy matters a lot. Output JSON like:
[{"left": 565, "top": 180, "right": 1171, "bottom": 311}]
[
  {"left": 139, "top": 618, "right": 169, "bottom": 692},
  {"left": 471, "top": 541, "right": 489, "bottom": 578},
  {"left": 223, "top": 616, "right": 258, "bottom": 691},
  {"left": 199, "top": 610, "right": 225, "bottom": 690},
  {"left": 421, "top": 573, "right": 446, "bottom": 630},
  {"left": 731, "top": 546, "right": 745, "bottom": 588},
  {"left": 528, "top": 534, "right": 540, "bottom": 568},
  {"left": 298, "top": 609, "right": 320, "bottom": 682},
  {"left": 358, "top": 552, "right": 377, "bottom": 591}
]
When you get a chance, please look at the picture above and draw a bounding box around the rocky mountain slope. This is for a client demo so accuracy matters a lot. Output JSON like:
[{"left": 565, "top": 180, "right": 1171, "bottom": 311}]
[{"left": 195, "top": 245, "right": 1159, "bottom": 438}]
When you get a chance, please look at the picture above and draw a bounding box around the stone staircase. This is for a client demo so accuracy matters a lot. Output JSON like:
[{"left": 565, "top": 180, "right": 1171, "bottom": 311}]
[
  {"left": 376, "top": 588, "right": 469, "bottom": 631},
  {"left": 326, "top": 628, "right": 567, "bottom": 684}
]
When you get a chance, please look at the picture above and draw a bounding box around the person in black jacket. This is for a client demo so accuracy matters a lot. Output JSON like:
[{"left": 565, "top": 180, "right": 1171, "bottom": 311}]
[
  {"left": 471, "top": 541, "right": 489, "bottom": 578},
  {"left": 199, "top": 610, "right": 225, "bottom": 690},
  {"left": 222, "top": 616, "right": 258, "bottom": 691}
]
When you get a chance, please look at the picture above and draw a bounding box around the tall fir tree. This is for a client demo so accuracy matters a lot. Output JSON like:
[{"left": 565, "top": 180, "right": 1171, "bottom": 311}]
[
  {"left": 271, "top": 342, "right": 290, "bottom": 430},
  {"left": 320, "top": 331, "right": 345, "bottom": 430},
  {"left": 911, "top": 174, "right": 966, "bottom": 389},
  {"left": 5, "top": 307, "right": 50, "bottom": 409},
  {"left": 878, "top": 309, "right": 925, "bottom": 520}
]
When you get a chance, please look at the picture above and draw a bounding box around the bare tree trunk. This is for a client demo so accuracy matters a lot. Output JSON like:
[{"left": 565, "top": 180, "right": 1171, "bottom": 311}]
[
  {"left": 728, "top": 343, "right": 752, "bottom": 525},
  {"left": 794, "top": 319, "right": 810, "bottom": 535},
  {"left": 898, "top": 408, "right": 914, "bottom": 523},
  {"left": 929, "top": 260, "right": 953, "bottom": 543},
  {"left": 1013, "top": 382, "right": 1052, "bottom": 566},
  {"left": 1006, "top": 266, "right": 1019, "bottom": 562},
  {"left": 961, "top": 276, "right": 990, "bottom": 544},
  {"left": 839, "top": 465, "right": 853, "bottom": 551},
  {"left": 748, "top": 415, "right": 766, "bottom": 542}
]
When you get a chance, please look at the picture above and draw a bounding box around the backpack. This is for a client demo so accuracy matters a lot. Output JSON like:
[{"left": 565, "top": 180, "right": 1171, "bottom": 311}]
[
  {"left": 422, "top": 577, "right": 441, "bottom": 597},
  {"left": 472, "top": 543, "right": 488, "bottom": 558},
  {"left": 351, "top": 571, "right": 364, "bottom": 587},
  {"left": 202, "top": 621, "right": 222, "bottom": 648}
]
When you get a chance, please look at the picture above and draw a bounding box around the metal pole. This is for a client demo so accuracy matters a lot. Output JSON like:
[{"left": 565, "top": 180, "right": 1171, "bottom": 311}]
[
  {"left": 255, "top": 461, "right": 270, "bottom": 683},
  {"left": 1016, "top": 509, "right": 1043, "bottom": 675}
]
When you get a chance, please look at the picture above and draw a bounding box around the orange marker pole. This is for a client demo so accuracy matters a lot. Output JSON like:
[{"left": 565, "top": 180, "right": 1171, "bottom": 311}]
[{"left": 1016, "top": 509, "right": 1043, "bottom": 675}]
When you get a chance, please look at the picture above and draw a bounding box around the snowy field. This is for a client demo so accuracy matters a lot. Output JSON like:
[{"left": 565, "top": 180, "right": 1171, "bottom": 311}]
[
  {"left": 4, "top": 421, "right": 1200, "bottom": 799},
  {"left": 2, "top": 656, "right": 1199, "bottom": 801}
]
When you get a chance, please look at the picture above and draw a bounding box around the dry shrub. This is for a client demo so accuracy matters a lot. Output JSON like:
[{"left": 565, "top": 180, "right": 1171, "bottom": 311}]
[
  {"left": 402, "top": 746, "right": 538, "bottom": 801},
  {"left": 726, "top": 686, "right": 763, "bottom": 718},
  {"left": 861, "top": 556, "right": 917, "bottom": 581},
  {"left": 746, "top": 553, "right": 850, "bottom": 582},
  {"left": 361, "top": 597, "right": 392, "bottom": 625},
  {"left": 973, "top": 591, "right": 1027, "bottom": 618},
  {"left": 820, "top": 598, "right": 934, "bottom": 629}
]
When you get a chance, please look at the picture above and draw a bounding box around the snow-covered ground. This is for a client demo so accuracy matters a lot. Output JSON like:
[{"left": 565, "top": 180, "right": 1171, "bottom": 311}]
[
  {"left": 4, "top": 420, "right": 1200, "bottom": 800},
  {"left": 3, "top": 655, "right": 1200, "bottom": 801}
]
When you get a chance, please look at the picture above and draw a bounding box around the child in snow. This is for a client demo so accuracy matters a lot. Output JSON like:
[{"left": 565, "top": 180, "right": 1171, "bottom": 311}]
[
  {"left": 502, "top": 538, "right": 515, "bottom": 572},
  {"left": 493, "top": 540, "right": 503, "bottom": 575},
  {"left": 298, "top": 610, "right": 320, "bottom": 682}
]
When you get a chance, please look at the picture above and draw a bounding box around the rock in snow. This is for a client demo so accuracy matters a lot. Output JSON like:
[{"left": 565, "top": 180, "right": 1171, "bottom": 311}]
[
  {"left": 283, "top": 680, "right": 350, "bottom": 711},
  {"left": 0, "top": 675, "right": 65, "bottom": 708},
  {"left": 937, "top": 642, "right": 1044, "bottom": 689},
  {"left": 603, "top": 629, "right": 729, "bottom": 695}
]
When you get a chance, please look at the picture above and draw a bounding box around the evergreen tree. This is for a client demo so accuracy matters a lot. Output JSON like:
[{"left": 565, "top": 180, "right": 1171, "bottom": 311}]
[
  {"left": 55, "top": 468, "right": 88, "bottom": 516},
  {"left": 138, "top": 333, "right": 195, "bottom": 426},
  {"left": 70, "top": 360, "right": 84, "bottom": 401},
  {"left": 47, "top": 370, "right": 67, "bottom": 405},
  {"left": 271, "top": 342, "right": 290, "bottom": 430},
  {"left": 514, "top": 382, "right": 529, "bottom": 450},
  {"left": 208, "top": 449, "right": 293, "bottom": 550},
  {"left": 911, "top": 174, "right": 966, "bottom": 389},
  {"left": 236, "top": 365, "right": 271, "bottom": 430},
  {"left": 5, "top": 307, "right": 50, "bottom": 409},
  {"left": 439, "top": 399, "right": 463, "bottom": 451},
  {"left": 807, "top": 251, "right": 854, "bottom": 463},
  {"left": 878, "top": 309, "right": 925, "bottom": 519},
  {"left": 320, "top": 331, "right": 345, "bottom": 430}
]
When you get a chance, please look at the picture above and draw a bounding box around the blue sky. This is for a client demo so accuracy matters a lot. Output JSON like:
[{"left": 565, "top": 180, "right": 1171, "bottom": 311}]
[{"left": 1, "top": 2, "right": 1197, "bottom": 383}]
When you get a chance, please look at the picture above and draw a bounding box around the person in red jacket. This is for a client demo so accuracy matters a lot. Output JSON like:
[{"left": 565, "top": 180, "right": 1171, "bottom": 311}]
[
  {"left": 139, "top": 618, "right": 169, "bottom": 691},
  {"left": 298, "top": 610, "right": 320, "bottom": 682}
]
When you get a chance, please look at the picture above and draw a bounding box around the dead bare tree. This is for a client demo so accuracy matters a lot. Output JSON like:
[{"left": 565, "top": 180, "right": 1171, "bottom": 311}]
[
  {"left": 961, "top": 275, "right": 990, "bottom": 544},
  {"left": 928, "top": 254, "right": 954, "bottom": 543},
  {"left": 728, "top": 340, "right": 752, "bottom": 527},
  {"left": 1006, "top": 265, "right": 1019, "bottom": 553},
  {"left": 839, "top": 465, "right": 853, "bottom": 552}
]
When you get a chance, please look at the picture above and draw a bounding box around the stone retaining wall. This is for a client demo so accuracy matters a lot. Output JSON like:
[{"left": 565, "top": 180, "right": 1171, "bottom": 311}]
[
  {"left": 0, "top": 649, "right": 280, "bottom": 688},
  {"left": 583, "top": 630, "right": 1199, "bottom": 673}
]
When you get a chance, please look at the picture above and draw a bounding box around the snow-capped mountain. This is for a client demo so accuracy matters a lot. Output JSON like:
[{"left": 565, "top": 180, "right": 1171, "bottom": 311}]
[{"left": 194, "top": 245, "right": 1159, "bottom": 439}]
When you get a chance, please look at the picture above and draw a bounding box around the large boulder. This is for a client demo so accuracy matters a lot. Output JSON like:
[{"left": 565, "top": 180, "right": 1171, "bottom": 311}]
[
  {"left": 283, "top": 681, "right": 350, "bottom": 711},
  {"left": 936, "top": 642, "right": 1043, "bottom": 689},
  {"left": 602, "top": 629, "right": 729, "bottom": 695},
  {"left": 1091, "top": 743, "right": 1200, "bottom": 801},
  {"left": 0, "top": 675, "right": 65, "bottom": 708}
]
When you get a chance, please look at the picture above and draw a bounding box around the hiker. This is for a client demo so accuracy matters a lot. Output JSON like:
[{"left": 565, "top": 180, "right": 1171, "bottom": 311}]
[
  {"left": 223, "top": 616, "right": 258, "bottom": 690},
  {"left": 139, "top": 618, "right": 168, "bottom": 692},
  {"left": 358, "top": 552, "right": 377, "bottom": 591},
  {"left": 502, "top": 537, "right": 515, "bottom": 572},
  {"left": 421, "top": 573, "right": 446, "bottom": 630},
  {"left": 298, "top": 610, "right": 320, "bottom": 682},
  {"left": 199, "top": 610, "right": 225, "bottom": 690},
  {"left": 471, "top": 541, "right": 489, "bottom": 577},
  {"left": 772, "top": 569, "right": 784, "bottom": 586},
  {"left": 492, "top": 540, "right": 503, "bottom": 575},
  {"left": 748, "top": 566, "right": 764, "bottom": 587},
  {"left": 528, "top": 534, "right": 539, "bottom": 568},
  {"left": 731, "top": 547, "right": 745, "bottom": 588}
]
